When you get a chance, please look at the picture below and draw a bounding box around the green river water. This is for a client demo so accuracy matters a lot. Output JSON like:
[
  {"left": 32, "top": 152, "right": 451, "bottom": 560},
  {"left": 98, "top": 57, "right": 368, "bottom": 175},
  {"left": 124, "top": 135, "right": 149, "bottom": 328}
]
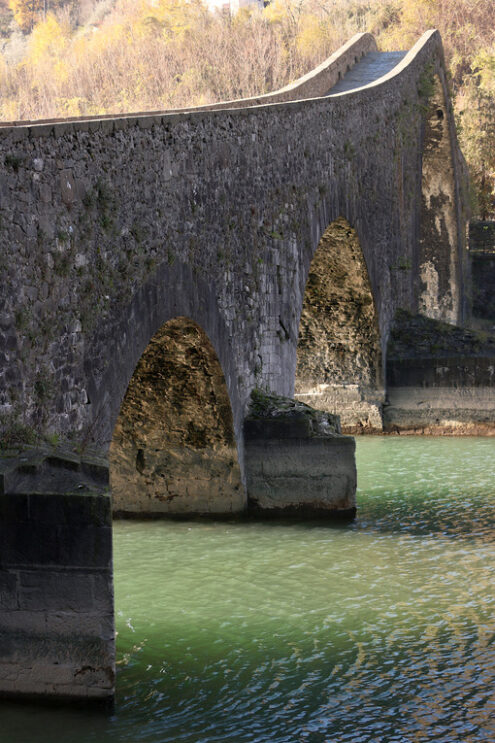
[{"left": 3, "top": 436, "right": 495, "bottom": 742}]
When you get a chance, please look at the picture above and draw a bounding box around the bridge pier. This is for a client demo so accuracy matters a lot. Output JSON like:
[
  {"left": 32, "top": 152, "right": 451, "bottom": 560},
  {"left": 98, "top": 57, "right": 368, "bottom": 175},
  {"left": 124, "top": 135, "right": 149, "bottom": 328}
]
[
  {"left": 244, "top": 391, "right": 356, "bottom": 517},
  {"left": 0, "top": 451, "right": 114, "bottom": 703}
]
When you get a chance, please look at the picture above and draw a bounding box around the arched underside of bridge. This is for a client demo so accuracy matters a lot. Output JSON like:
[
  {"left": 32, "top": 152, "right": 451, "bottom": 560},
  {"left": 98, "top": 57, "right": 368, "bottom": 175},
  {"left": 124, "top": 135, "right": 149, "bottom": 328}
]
[
  {"left": 418, "top": 73, "right": 461, "bottom": 324},
  {"left": 295, "top": 218, "right": 383, "bottom": 432},
  {"left": 110, "top": 316, "right": 243, "bottom": 515}
]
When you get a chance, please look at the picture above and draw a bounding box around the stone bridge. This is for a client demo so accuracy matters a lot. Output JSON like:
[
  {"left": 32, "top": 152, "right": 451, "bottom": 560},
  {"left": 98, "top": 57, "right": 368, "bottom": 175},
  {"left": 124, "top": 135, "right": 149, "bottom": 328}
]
[{"left": 0, "top": 30, "right": 468, "bottom": 702}]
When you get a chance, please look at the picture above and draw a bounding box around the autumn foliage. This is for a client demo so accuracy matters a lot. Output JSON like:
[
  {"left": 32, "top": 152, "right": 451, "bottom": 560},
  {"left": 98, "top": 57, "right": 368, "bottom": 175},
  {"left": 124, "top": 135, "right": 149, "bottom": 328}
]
[{"left": 0, "top": 0, "right": 494, "bottom": 215}]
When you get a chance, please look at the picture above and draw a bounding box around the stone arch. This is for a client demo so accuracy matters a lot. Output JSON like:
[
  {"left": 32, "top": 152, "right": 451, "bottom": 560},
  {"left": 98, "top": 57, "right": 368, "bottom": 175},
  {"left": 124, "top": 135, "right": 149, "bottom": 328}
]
[
  {"left": 83, "top": 260, "right": 244, "bottom": 456},
  {"left": 418, "top": 72, "right": 462, "bottom": 324},
  {"left": 109, "top": 316, "right": 243, "bottom": 515},
  {"left": 295, "top": 217, "right": 383, "bottom": 432}
]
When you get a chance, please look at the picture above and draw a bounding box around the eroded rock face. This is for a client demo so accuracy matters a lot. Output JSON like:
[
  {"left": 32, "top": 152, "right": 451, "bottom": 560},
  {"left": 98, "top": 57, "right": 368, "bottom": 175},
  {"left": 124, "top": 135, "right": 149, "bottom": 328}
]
[
  {"left": 295, "top": 218, "right": 384, "bottom": 432},
  {"left": 110, "top": 317, "right": 244, "bottom": 515}
]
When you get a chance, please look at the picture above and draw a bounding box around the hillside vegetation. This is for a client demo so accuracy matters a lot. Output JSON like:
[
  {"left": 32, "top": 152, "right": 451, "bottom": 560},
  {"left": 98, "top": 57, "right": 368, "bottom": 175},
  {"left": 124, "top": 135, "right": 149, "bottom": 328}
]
[{"left": 0, "top": 0, "right": 494, "bottom": 217}]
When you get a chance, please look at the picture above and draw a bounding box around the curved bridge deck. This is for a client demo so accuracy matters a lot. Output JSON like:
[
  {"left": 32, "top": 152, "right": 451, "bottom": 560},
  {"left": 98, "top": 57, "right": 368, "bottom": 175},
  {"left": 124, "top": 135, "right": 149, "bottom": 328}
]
[{"left": 327, "top": 51, "right": 408, "bottom": 94}]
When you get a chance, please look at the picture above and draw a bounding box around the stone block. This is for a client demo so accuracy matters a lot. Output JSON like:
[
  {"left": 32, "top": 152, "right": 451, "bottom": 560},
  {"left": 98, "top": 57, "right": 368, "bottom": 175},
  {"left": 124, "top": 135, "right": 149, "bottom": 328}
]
[
  {"left": 244, "top": 391, "right": 356, "bottom": 517},
  {"left": 29, "top": 123, "right": 54, "bottom": 137},
  {"left": 45, "top": 610, "right": 113, "bottom": 638},
  {"left": 244, "top": 414, "right": 312, "bottom": 439},
  {"left": 0, "top": 637, "right": 114, "bottom": 697},
  {"left": 0, "top": 514, "right": 110, "bottom": 568},
  {"left": 250, "top": 437, "right": 355, "bottom": 479},
  {"left": 17, "top": 571, "right": 93, "bottom": 612},
  {"left": 0, "top": 609, "right": 47, "bottom": 634}
]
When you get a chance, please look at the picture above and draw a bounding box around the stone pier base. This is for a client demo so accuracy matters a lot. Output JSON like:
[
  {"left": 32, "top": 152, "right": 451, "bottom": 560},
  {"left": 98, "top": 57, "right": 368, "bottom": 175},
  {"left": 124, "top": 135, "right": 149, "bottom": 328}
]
[
  {"left": 0, "top": 449, "right": 114, "bottom": 703},
  {"left": 244, "top": 391, "right": 356, "bottom": 517}
]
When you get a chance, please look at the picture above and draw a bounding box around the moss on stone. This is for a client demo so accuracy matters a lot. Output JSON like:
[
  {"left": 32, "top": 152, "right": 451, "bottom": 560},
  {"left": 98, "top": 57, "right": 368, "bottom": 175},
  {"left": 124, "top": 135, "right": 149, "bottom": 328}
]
[{"left": 248, "top": 389, "right": 341, "bottom": 435}]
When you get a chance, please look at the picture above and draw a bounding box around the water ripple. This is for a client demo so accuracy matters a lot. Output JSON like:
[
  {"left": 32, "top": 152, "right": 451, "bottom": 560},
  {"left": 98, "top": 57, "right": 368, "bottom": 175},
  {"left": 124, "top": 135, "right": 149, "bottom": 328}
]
[{"left": 2, "top": 437, "right": 495, "bottom": 742}]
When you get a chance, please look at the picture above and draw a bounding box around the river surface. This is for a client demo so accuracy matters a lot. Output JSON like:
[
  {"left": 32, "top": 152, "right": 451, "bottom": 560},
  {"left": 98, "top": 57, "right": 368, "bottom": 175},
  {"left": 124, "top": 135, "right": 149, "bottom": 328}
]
[{"left": 3, "top": 437, "right": 495, "bottom": 742}]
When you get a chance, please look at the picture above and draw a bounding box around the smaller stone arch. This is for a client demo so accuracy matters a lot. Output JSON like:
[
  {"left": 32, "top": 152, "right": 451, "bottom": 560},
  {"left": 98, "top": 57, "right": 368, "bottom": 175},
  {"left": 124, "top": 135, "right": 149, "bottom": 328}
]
[
  {"left": 295, "top": 217, "right": 383, "bottom": 432},
  {"left": 418, "top": 72, "right": 463, "bottom": 324},
  {"left": 110, "top": 316, "right": 243, "bottom": 515}
]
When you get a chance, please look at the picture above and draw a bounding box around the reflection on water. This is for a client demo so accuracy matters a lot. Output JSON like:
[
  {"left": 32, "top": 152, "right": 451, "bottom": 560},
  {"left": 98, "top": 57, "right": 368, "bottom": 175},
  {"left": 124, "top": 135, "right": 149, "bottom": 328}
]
[{"left": 2, "top": 437, "right": 495, "bottom": 742}]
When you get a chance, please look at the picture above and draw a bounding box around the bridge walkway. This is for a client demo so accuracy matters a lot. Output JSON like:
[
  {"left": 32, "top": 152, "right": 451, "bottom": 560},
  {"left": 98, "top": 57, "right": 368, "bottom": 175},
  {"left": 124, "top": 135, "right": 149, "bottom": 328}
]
[{"left": 326, "top": 51, "right": 408, "bottom": 95}]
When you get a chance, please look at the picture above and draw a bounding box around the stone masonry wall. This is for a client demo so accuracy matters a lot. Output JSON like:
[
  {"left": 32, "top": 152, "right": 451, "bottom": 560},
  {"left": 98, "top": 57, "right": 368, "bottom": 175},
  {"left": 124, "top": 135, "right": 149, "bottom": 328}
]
[
  {"left": 0, "top": 30, "right": 467, "bottom": 477},
  {"left": 469, "top": 221, "right": 495, "bottom": 253},
  {"left": 244, "top": 391, "right": 356, "bottom": 517},
  {"left": 418, "top": 73, "right": 464, "bottom": 323},
  {"left": 470, "top": 221, "right": 495, "bottom": 322},
  {"left": 385, "top": 310, "right": 495, "bottom": 434},
  {"left": 471, "top": 253, "right": 495, "bottom": 321}
]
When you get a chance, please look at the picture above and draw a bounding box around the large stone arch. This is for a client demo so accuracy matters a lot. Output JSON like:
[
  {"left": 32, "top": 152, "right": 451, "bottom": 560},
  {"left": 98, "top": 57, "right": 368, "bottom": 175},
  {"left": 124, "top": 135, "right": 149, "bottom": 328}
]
[
  {"left": 295, "top": 217, "right": 383, "bottom": 432},
  {"left": 418, "top": 71, "right": 464, "bottom": 324},
  {"left": 109, "top": 316, "right": 243, "bottom": 515},
  {"left": 82, "top": 259, "right": 244, "bottom": 471}
]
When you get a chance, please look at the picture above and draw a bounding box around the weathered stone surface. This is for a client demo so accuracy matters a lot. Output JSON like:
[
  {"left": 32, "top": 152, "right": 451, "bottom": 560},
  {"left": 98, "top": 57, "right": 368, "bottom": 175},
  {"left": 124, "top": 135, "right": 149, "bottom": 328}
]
[
  {"left": 384, "top": 387, "right": 495, "bottom": 435},
  {"left": 294, "top": 217, "right": 384, "bottom": 431},
  {"left": 471, "top": 253, "right": 495, "bottom": 323},
  {"left": 388, "top": 356, "right": 495, "bottom": 388},
  {"left": 244, "top": 391, "right": 356, "bottom": 516},
  {"left": 0, "top": 446, "right": 109, "bottom": 498},
  {"left": 418, "top": 72, "right": 469, "bottom": 324},
  {"left": 388, "top": 309, "right": 495, "bottom": 359},
  {"left": 110, "top": 317, "right": 243, "bottom": 515},
  {"left": 469, "top": 220, "right": 495, "bottom": 254},
  {"left": 470, "top": 222, "right": 495, "bottom": 324}
]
